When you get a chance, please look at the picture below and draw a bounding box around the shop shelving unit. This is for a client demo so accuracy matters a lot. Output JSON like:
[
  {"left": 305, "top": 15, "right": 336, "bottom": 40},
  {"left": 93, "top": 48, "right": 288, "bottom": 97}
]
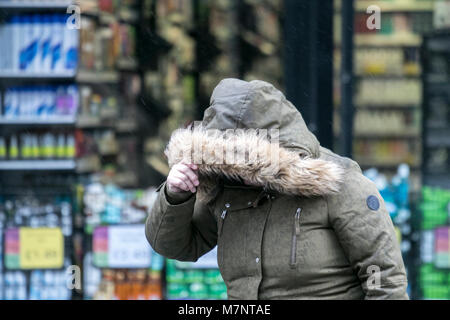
[
  {"left": 71, "top": 0, "right": 144, "bottom": 186},
  {"left": 0, "top": 159, "right": 76, "bottom": 170},
  {"left": 0, "top": 1, "right": 78, "bottom": 171},
  {"left": 0, "top": 72, "right": 76, "bottom": 79},
  {"left": 0, "top": 0, "right": 145, "bottom": 300},
  {"left": 76, "top": 70, "right": 120, "bottom": 84},
  {"left": 0, "top": 1, "right": 80, "bottom": 301},
  {"left": 0, "top": 1, "right": 74, "bottom": 9},
  {"left": 334, "top": 0, "right": 438, "bottom": 300},
  {"left": 74, "top": 0, "right": 157, "bottom": 300},
  {"left": 421, "top": 30, "right": 450, "bottom": 189},
  {"left": 333, "top": 0, "right": 436, "bottom": 192},
  {"left": 415, "top": 30, "right": 450, "bottom": 300},
  {"left": 354, "top": 0, "right": 434, "bottom": 13},
  {"left": 0, "top": 116, "right": 76, "bottom": 125}
]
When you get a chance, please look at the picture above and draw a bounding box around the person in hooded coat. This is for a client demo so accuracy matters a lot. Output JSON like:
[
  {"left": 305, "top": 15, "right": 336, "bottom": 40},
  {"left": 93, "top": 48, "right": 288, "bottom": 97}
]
[{"left": 145, "top": 78, "right": 409, "bottom": 300}]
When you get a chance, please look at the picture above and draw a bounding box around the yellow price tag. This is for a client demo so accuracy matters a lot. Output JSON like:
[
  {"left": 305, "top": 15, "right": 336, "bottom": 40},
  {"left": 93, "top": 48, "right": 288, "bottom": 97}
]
[{"left": 19, "top": 228, "right": 64, "bottom": 269}]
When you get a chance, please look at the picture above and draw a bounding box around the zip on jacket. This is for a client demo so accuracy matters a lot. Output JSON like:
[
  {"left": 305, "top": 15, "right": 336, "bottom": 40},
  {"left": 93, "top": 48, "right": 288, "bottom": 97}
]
[
  {"left": 290, "top": 207, "right": 302, "bottom": 268},
  {"left": 218, "top": 203, "right": 230, "bottom": 237}
]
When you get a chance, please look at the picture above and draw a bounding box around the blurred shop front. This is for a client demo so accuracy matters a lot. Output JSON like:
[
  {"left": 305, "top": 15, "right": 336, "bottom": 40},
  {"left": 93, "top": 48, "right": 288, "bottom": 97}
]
[{"left": 0, "top": 0, "right": 449, "bottom": 300}]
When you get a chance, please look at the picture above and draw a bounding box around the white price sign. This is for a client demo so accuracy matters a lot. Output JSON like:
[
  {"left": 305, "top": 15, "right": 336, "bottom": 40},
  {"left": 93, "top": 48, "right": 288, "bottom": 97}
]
[{"left": 107, "top": 225, "right": 152, "bottom": 268}]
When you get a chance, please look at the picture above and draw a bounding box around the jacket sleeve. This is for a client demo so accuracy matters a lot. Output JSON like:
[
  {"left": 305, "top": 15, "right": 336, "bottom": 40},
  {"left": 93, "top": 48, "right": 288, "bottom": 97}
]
[
  {"left": 327, "top": 170, "right": 409, "bottom": 300},
  {"left": 145, "top": 181, "right": 218, "bottom": 261}
]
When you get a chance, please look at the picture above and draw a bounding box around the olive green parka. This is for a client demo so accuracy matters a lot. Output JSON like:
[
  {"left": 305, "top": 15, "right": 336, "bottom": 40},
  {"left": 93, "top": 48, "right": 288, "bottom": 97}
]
[{"left": 146, "top": 78, "right": 409, "bottom": 300}]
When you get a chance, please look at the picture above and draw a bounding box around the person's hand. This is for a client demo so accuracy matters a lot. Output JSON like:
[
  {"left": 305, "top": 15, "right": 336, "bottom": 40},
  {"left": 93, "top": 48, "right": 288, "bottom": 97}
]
[{"left": 167, "top": 163, "right": 199, "bottom": 194}]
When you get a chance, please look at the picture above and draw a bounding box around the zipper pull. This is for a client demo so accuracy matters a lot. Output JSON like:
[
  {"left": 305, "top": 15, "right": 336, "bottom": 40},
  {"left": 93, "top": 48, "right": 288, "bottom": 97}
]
[
  {"left": 221, "top": 209, "right": 227, "bottom": 220},
  {"left": 221, "top": 203, "right": 230, "bottom": 219},
  {"left": 290, "top": 207, "right": 302, "bottom": 269},
  {"left": 295, "top": 208, "right": 302, "bottom": 219},
  {"left": 294, "top": 208, "right": 301, "bottom": 236},
  {"left": 218, "top": 209, "right": 228, "bottom": 237}
]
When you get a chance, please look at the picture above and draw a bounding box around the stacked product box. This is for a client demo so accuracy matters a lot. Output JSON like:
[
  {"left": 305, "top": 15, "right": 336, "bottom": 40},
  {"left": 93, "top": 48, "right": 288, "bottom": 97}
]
[
  {"left": 81, "top": 183, "right": 164, "bottom": 300},
  {"left": 165, "top": 248, "right": 227, "bottom": 300},
  {"left": 0, "top": 194, "right": 73, "bottom": 300},
  {"left": 83, "top": 251, "right": 164, "bottom": 300},
  {"left": 1, "top": 85, "right": 78, "bottom": 119},
  {"left": 0, "top": 14, "right": 78, "bottom": 75},
  {"left": 418, "top": 186, "right": 450, "bottom": 299},
  {"left": 0, "top": 131, "right": 75, "bottom": 161}
]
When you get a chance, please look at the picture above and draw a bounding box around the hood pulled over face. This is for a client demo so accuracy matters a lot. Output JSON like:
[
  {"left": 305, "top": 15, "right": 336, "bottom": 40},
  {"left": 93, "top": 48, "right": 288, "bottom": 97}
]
[
  {"left": 203, "top": 78, "right": 320, "bottom": 158},
  {"left": 165, "top": 78, "right": 343, "bottom": 200}
]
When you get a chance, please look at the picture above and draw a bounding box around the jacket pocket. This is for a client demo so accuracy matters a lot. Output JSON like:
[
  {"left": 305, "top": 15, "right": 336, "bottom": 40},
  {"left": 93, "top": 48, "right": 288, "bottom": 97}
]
[
  {"left": 216, "top": 197, "right": 254, "bottom": 279},
  {"left": 289, "top": 207, "right": 302, "bottom": 269}
]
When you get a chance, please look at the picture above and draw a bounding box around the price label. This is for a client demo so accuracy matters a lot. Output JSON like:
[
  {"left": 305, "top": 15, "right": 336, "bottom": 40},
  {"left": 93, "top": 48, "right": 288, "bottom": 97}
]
[
  {"left": 434, "top": 227, "right": 450, "bottom": 269},
  {"left": 93, "top": 224, "right": 152, "bottom": 268},
  {"left": 10, "top": 228, "right": 64, "bottom": 269}
]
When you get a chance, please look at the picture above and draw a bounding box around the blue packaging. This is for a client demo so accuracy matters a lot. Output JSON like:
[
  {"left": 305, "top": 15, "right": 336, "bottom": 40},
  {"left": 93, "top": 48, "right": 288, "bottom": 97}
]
[
  {"left": 11, "top": 15, "right": 21, "bottom": 72},
  {"left": 51, "top": 14, "right": 63, "bottom": 71},
  {"left": 28, "top": 15, "right": 41, "bottom": 71},
  {"left": 46, "top": 85, "right": 56, "bottom": 115},
  {"left": 19, "top": 15, "right": 30, "bottom": 70},
  {"left": 41, "top": 15, "right": 53, "bottom": 72},
  {"left": 64, "top": 14, "right": 78, "bottom": 71},
  {"left": 36, "top": 88, "right": 47, "bottom": 116}
]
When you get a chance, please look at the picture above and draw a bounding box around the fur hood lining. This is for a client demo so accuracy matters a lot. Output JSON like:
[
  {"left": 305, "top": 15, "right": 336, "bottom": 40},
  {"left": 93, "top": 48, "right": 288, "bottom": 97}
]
[{"left": 165, "top": 127, "right": 344, "bottom": 200}]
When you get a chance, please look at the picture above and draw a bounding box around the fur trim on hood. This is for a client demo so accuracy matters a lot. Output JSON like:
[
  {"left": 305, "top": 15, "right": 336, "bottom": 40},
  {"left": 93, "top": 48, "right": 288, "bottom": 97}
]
[{"left": 165, "top": 127, "right": 344, "bottom": 201}]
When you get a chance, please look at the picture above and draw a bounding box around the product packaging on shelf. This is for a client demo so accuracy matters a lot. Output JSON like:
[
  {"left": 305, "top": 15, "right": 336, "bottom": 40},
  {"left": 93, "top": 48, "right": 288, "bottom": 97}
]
[
  {"left": 165, "top": 248, "right": 227, "bottom": 300},
  {"left": 0, "top": 131, "right": 75, "bottom": 161},
  {"left": 0, "top": 193, "right": 73, "bottom": 300},
  {"left": 1, "top": 85, "right": 79, "bottom": 119},
  {"left": 0, "top": 14, "right": 78, "bottom": 75},
  {"left": 418, "top": 186, "right": 450, "bottom": 299},
  {"left": 79, "top": 15, "right": 137, "bottom": 72},
  {"left": 81, "top": 182, "right": 163, "bottom": 300}
]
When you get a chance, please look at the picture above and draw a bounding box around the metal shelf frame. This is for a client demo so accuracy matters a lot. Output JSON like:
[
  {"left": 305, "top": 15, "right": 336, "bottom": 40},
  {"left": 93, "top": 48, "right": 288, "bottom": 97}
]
[{"left": 0, "top": 159, "right": 76, "bottom": 171}]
